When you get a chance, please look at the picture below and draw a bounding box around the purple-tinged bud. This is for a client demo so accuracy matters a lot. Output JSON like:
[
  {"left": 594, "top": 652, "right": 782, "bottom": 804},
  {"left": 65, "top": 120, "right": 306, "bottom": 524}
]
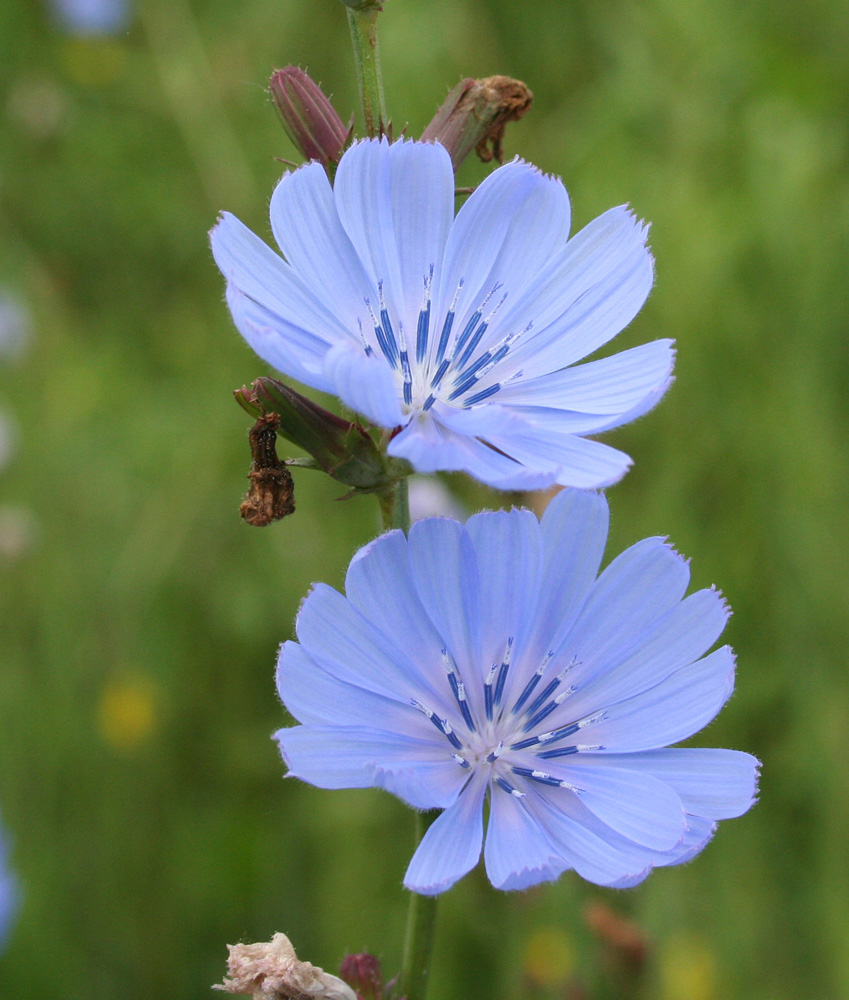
[
  {"left": 339, "top": 953, "right": 383, "bottom": 1000},
  {"left": 421, "top": 75, "right": 534, "bottom": 170},
  {"left": 269, "top": 67, "right": 350, "bottom": 169}
]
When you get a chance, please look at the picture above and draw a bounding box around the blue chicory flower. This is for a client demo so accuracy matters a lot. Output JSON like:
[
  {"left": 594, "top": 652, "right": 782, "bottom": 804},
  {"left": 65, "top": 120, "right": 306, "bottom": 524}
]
[
  {"left": 50, "top": 0, "right": 131, "bottom": 34},
  {"left": 211, "top": 139, "right": 673, "bottom": 491},
  {"left": 275, "top": 489, "right": 759, "bottom": 894}
]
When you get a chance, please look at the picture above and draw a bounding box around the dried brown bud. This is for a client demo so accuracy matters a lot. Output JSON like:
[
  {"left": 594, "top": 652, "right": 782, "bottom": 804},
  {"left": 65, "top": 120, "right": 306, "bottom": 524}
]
[
  {"left": 339, "top": 953, "right": 383, "bottom": 1000},
  {"left": 235, "top": 378, "right": 391, "bottom": 492},
  {"left": 269, "top": 67, "right": 349, "bottom": 169},
  {"left": 215, "top": 932, "right": 358, "bottom": 1000},
  {"left": 584, "top": 901, "right": 650, "bottom": 976},
  {"left": 421, "top": 75, "right": 533, "bottom": 169},
  {"left": 239, "top": 414, "right": 295, "bottom": 527}
]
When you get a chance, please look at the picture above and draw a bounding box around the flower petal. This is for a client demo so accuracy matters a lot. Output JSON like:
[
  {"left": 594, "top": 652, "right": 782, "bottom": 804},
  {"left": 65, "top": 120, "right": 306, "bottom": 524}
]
[
  {"left": 524, "top": 786, "right": 652, "bottom": 887},
  {"left": 494, "top": 340, "right": 674, "bottom": 414},
  {"left": 295, "top": 583, "right": 447, "bottom": 707},
  {"left": 465, "top": 507, "right": 542, "bottom": 678},
  {"left": 345, "top": 531, "right": 449, "bottom": 690},
  {"left": 439, "top": 161, "right": 571, "bottom": 345},
  {"left": 269, "top": 162, "right": 377, "bottom": 329},
  {"left": 276, "top": 724, "right": 464, "bottom": 809},
  {"left": 549, "top": 764, "right": 685, "bottom": 850},
  {"left": 484, "top": 787, "right": 564, "bottom": 890},
  {"left": 407, "top": 517, "right": 481, "bottom": 691},
  {"left": 582, "top": 749, "right": 760, "bottom": 820},
  {"left": 333, "top": 139, "right": 454, "bottom": 331},
  {"left": 276, "top": 640, "right": 434, "bottom": 739},
  {"left": 323, "top": 343, "right": 405, "bottom": 428},
  {"left": 403, "top": 772, "right": 487, "bottom": 894},
  {"left": 585, "top": 646, "right": 737, "bottom": 751},
  {"left": 211, "top": 211, "right": 348, "bottom": 345},
  {"left": 654, "top": 814, "right": 717, "bottom": 866},
  {"left": 506, "top": 206, "right": 654, "bottom": 379},
  {"left": 558, "top": 538, "right": 691, "bottom": 691},
  {"left": 224, "top": 284, "right": 333, "bottom": 390},
  {"left": 388, "top": 410, "right": 558, "bottom": 490},
  {"left": 563, "top": 587, "right": 730, "bottom": 720},
  {"left": 482, "top": 417, "right": 634, "bottom": 489},
  {"left": 511, "top": 489, "right": 608, "bottom": 699}
]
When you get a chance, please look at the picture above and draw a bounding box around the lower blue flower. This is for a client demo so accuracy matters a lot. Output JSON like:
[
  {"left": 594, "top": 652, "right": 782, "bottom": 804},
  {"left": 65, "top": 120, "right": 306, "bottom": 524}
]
[
  {"left": 275, "top": 489, "right": 759, "bottom": 894},
  {"left": 0, "top": 817, "right": 18, "bottom": 951}
]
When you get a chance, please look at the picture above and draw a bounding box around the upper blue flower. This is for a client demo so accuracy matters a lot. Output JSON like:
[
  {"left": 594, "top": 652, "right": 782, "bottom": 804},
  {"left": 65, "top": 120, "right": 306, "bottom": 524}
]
[
  {"left": 50, "top": 0, "right": 131, "bottom": 34},
  {"left": 211, "top": 139, "right": 673, "bottom": 491},
  {"left": 275, "top": 489, "right": 758, "bottom": 895}
]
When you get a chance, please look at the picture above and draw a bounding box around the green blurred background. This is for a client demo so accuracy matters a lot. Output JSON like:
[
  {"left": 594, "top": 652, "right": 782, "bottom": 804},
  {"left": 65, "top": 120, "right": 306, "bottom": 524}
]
[{"left": 1, "top": 0, "right": 848, "bottom": 997}]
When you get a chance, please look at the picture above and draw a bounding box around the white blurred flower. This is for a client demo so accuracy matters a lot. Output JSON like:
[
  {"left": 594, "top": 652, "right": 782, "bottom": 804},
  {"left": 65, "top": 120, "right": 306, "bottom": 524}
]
[{"left": 408, "top": 475, "right": 467, "bottom": 523}]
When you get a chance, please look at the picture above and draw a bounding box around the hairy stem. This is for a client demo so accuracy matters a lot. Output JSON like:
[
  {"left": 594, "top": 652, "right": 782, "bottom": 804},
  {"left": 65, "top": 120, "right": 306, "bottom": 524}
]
[
  {"left": 346, "top": 6, "right": 387, "bottom": 136},
  {"left": 377, "top": 477, "right": 410, "bottom": 534},
  {"left": 397, "top": 811, "right": 440, "bottom": 1000}
]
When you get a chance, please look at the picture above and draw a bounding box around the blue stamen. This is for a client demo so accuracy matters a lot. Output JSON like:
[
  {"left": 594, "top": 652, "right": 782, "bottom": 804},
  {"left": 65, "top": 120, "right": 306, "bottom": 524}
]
[
  {"left": 539, "top": 721, "right": 581, "bottom": 744},
  {"left": 452, "top": 351, "right": 493, "bottom": 388},
  {"left": 451, "top": 311, "right": 482, "bottom": 361},
  {"left": 415, "top": 303, "right": 430, "bottom": 365},
  {"left": 512, "top": 674, "right": 541, "bottom": 716},
  {"left": 493, "top": 638, "right": 512, "bottom": 708},
  {"left": 511, "top": 767, "right": 562, "bottom": 787},
  {"left": 510, "top": 733, "right": 542, "bottom": 751},
  {"left": 434, "top": 312, "right": 455, "bottom": 367},
  {"left": 495, "top": 776, "right": 524, "bottom": 797},
  {"left": 416, "top": 698, "right": 464, "bottom": 750},
  {"left": 357, "top": 320, "right": 374, "bottom": 357},
  {"left": 429, "top": 358, "right": 451, "bottom": 389},
  {"left": 454, "top": 321, "right": 489, "bottom": 371},
  {"left": 443, "top": 648, "right": 476, "bottom": 733},
  {"left": 537, "top": 744, "right": 580, "bottom": 760},
  {"left": 378, "top": 282, "right": 399, "bottom": 366},
  {"left": 484, "top": 664, "right": 498, "bottom": 721},
  {"left": 493, "top": 662, "right": 510, "bottom": 708},
  {"left": 526, "top": 678, "right": 561, "bottom": 718},
  {"left": 416, "top": 267, "right": 433, "bottom": 364},
  {"left": 522, "top": 699, "right": 558, "bottom": 733},
  {"left": 464, "top": 384, "right": 501, "bottom": 407},
  {"left": 423, "top": 393, "right": 436, "bottom": 411}
]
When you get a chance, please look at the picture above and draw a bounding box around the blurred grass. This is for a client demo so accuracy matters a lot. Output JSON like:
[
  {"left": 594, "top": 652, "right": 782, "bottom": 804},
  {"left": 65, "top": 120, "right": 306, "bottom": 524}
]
[{"left": 1, "top": 0, "right": 848, "bottom": 997}]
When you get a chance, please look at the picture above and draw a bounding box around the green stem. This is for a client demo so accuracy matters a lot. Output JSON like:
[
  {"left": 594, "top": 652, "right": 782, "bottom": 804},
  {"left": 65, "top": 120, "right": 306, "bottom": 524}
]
[
  {"left": 375, "top": 479, "right": 439, "bottom": 998},
  {"left": 346, "top": 6, "right": 387, "bottom": 136},
  {"left": 397, "top": 811, "right": 440, "bottom": 1000},
  {"left": 377, "top": 478, "right": 410, "bottom": 534}
]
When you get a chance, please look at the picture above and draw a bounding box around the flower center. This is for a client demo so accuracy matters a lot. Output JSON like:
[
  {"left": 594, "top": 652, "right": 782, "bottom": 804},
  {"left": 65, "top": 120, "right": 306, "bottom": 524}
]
[
  {"left": 359, "top": 272, "right": 531, "bottom": 415},
  {"left": 411, "top": 640, "right": 605, "bottom": 797}
]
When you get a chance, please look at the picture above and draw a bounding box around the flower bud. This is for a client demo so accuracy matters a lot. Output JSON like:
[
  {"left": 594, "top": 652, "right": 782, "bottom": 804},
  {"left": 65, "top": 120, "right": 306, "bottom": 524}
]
[
  {"left": 235, "top": 378, "right": 389, "bottom": 492},
  {"left": 421, "top": 75, "right": 533, "bottom": 169},
  {"left": 338, "top": 953, "right": 383, "bottom": 1000},
  {"left": 269, "top": 67, "right": 349, "bottom": 168}
]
